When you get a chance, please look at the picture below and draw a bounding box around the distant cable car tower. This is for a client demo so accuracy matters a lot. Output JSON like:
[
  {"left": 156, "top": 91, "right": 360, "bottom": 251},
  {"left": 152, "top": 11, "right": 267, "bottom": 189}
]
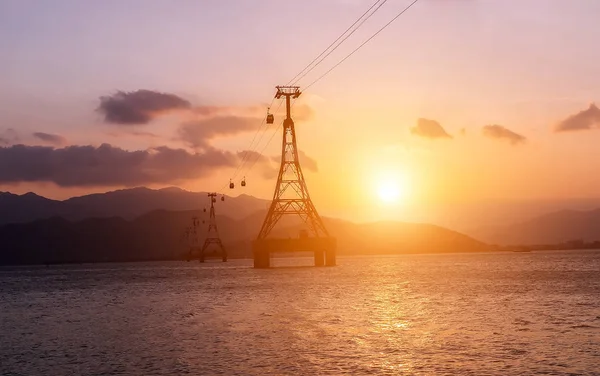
[
  {"left": 200, "top": 192, "right": 227, "bottom": 262},
  {"left": 184, "top": 217, "right": 200, "bottom": 261},
  {"left": 252, "top": 86, "right": 336, "bottom": 268}
]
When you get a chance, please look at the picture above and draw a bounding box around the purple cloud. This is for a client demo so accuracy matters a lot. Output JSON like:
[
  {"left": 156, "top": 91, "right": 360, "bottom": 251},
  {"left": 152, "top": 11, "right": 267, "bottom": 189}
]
[
  {"left": 0, "top": 144, "right": 237, "bottom": 187},
  {"left": 97, "top": 90, "right": 191, "bottom": 125}
]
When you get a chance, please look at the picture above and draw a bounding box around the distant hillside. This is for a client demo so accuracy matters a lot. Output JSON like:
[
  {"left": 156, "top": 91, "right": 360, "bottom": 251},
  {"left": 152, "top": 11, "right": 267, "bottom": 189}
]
[
  {"left": 0, "top": 187, "right": 269, "bottom": 225},
  {"left": 0, "top": 191, "right": 84, "bottom": 224},
  {"left": 0, "top": 209, "right": 490, "bottom": 265},
  {"left": 474, "top": 208, "right": 600, "bottom": 245}
]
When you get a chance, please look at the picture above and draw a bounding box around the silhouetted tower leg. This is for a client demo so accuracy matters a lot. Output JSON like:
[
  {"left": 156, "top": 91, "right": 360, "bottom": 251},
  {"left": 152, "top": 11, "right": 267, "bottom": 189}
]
[
  {"left": 253, "top": 86, "right": 336, "bottom": 268},
  {"left": 201, "top": 193, "right": 227, "bottom": 262}
]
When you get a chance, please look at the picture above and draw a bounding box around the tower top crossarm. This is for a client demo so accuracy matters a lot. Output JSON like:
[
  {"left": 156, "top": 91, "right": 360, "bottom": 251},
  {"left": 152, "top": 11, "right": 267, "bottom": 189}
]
[
  {"left": 275, "top": 86, "right": 301, "bottom": 120},
  {"left": 275, "top": 86, "right": 301, "bottom": 99}
]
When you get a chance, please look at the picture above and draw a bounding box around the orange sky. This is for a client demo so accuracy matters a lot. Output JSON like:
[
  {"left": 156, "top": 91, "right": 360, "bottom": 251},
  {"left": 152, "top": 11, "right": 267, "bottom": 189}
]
[{"left": 1, "top": 0, "right": 600, "bottom": 226}]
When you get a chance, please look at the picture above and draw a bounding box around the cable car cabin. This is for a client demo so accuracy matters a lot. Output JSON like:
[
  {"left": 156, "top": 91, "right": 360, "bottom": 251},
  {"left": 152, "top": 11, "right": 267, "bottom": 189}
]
[
  {"left": 229, "top": 180, "right": 235, "bottom": 189},
  {"left": 241, "top": 177, "right": 246, "bottom": 187},
  {"left": 266, "top": 113, "right": 274, "bottom": 124},
  {"left": 221, "top": 196, "right": 225, "bottom": 202}
]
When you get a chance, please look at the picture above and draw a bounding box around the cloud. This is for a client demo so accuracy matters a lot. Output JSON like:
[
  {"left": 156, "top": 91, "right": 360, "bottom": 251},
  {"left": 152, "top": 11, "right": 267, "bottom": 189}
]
[
  {"left": 131, "top": 131, "right": 161, "bottom": 138},
  {"left": 32, "top": 132, "right": 67, "bottom": 145},
  {"left": 298, "top": 150, "right": 318, "bottom": 172},
  {"left": 410, "top": 118, "right": 452, "bottom": 139},
  {"left": 293, "top": 104, "right": 315, "bottom": 122},
  {"left": 237, "top": 150, "right": 277, "bottom": 179},
  {"left": 97, "top": 90, "right": 191, "bottom": 125},
  {"left": 178, "top": 116, "right": 259, "bottom": 148},
  {"left": 269, "top": 150, "right": 318, "bottom": 173},
  {"left": 555, "top": 103, "right": 600, "bottom": 132},
  {"left": 0, "top": 128, "right": 19, "bottom": 145},
  {"left": 482, "top": 125, "right": 526, "bottom": 145},
  {"left": 104, "top": 130, "right": 162, "bottom": 139},
  {"left": 238, "top": 150, "right": 269, "bottom": 165},
  {"left": 0, "top": 144, "right": 238, "bottom": 187}
]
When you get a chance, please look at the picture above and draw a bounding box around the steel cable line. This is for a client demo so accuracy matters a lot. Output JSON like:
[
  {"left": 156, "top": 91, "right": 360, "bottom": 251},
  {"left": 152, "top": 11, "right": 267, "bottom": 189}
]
[
  {"left": 304, "top": 0, "right": 420, "bottom": 91},
  {"left": 241, "top": 0, "right": 421, "bottom": 184},
  {"left": 245, "top": 99, "right": 299, "bottom": 174},
  {"left": 247, "top": 120, "right": 282, "bottom": 174},
  {"left": 220, "top": 0, "right": 420, "bottom": 192},
  {"left": 229, "top": 97, "right": 279, "bottom": 181},
  {"left": 231, "top": 98, "right": 285, "bottom": 181},
  {"left": 217, "top": 99, "right": 284, "bottom": 194},
  {"left": 288, "top": 0, "right": 388, "bottom": 86},
  {"left": 226, "top": 0, "right": 388, "bottom": 188}
]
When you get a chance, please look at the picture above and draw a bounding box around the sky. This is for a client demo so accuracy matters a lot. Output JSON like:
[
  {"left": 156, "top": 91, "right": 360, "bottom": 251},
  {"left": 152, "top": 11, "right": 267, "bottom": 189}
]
[{"left": 1, "top": 0, "right": 600, "bottom": 226}]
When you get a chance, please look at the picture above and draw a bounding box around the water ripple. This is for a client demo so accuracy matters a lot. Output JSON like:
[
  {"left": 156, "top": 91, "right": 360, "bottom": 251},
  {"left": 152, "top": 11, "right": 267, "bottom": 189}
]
[{"left": 1, "top": 250, "right": 599, "bottom": 375}]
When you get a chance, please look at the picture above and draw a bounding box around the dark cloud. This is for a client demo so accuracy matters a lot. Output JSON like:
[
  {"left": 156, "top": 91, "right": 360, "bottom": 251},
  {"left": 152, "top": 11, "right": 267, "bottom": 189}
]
[
  {"left": 555, "top": 103, "right": 600, "bottom": 132},
  {"left": 0, "top": 144, "right": 236, "bottom": 187},
  {"left": 482, "top": 125, "right": 526, "bottom": 145},
  {"left": 32, "top": 132, "right": 67, "bottom": 145},
  {"left": 97, "top": 90, "right": 191, "bottom": 125},
  {"left": 178, "top": 116, "right": 259, "bottom": 148},
  {"left": 410, "top": 118, "right": 452, "bottom": 139}
]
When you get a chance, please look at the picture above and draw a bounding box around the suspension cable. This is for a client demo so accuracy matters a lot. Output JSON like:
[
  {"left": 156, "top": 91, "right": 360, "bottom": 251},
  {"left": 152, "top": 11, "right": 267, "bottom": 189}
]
[
  {"left": 305, "top": 0, "right": 420, "bottom": 91},
  {"left": 290, "top": 0, "right": 389, "bottom": 86},
  {"left": 287, "top": 0, "right": 386, "bottom": 85}
]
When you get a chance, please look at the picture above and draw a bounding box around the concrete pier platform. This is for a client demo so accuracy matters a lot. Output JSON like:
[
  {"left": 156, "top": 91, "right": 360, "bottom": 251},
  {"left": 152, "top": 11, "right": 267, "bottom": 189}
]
[{"left": 252, "top": 237, "right": 336, "bottom": 268}]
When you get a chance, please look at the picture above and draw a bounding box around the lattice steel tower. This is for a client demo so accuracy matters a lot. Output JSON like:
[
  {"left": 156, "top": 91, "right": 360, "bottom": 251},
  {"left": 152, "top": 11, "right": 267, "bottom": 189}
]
[
  {"left": 200, "top": 192, "right": 227, "bottom": 262},
  {"left": 253, "top": 86, "right": 336, "bottom": 268}
]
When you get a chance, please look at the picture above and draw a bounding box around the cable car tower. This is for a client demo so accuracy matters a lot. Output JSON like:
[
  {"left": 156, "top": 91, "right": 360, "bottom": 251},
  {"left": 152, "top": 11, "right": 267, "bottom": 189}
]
[
  {"left": 200, "top": 192, "right": 227, "bottom": 262},
  {"left": 184, "top": 217, "right": 200, "bottom": 261},
  {"left": 253, "top": 86, "right": 336, "bottom": 268}
]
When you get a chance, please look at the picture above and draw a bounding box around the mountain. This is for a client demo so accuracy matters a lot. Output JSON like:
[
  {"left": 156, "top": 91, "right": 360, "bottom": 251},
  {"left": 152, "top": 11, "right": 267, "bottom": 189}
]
[
  {"left": 0, "top": 187, "right": 269, "bottom": 225},
  {"left": 0, "top": 209, "right": 490, "bottom": 265},
  {"left": 473, "top": 208, "right": 600, "bottom": 245},
  {"left": 430, "top": 197, "right": 600, "bottom": 237},
  {"left": 0, "top": 191, "right": 85, "bottom": 224}
]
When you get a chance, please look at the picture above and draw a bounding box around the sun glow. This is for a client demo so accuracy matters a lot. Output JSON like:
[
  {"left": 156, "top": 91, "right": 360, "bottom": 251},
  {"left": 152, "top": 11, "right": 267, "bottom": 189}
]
[
  {"left": 377, "top": 182, "right": 400, "bottom": 203},
  {"left": 376, "top": 173, "right": 409, "bottom": 204}
]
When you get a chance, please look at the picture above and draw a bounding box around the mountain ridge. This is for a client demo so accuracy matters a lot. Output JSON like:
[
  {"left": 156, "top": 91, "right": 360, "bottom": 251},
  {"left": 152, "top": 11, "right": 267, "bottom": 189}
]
[
  {"left": 0, "top": 186, "right": 269, "bottom": 225},
  {"left": 474, "top": 208, "right": 600, "bottom": 245},
  {"left": 0, "top": 208, "right": 490, "bottom": 265}
]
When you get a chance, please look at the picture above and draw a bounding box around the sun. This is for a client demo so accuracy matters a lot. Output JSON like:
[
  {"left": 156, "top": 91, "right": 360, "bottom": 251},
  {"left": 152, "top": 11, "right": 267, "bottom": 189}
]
[
  {"left": 377, "top": 180, "right": 401, "bottom": 203},
  {"left": 375, "top": 173, "right": 409, "bottom": 204}
]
